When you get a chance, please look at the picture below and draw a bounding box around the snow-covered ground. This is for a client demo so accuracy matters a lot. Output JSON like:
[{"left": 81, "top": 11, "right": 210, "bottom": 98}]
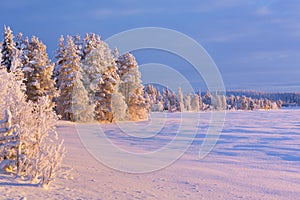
[{"left": 1, "top": 109, "right": 300, "bottom": 199}]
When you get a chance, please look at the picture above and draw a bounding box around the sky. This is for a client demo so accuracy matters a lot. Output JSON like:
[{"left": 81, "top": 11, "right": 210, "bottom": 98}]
[{"left": 1, "top": 0, "right": 300, "bottom": 92}]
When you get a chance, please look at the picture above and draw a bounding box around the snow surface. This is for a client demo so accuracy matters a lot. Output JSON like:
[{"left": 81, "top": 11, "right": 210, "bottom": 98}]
[{"left": 1, "top": 109, "right": 300, "bottom": 199}]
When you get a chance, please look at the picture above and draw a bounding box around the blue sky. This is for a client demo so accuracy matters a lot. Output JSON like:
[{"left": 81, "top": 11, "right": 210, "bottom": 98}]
[{"left": 1, "top": 0, "right": 300, "bottom": 92}]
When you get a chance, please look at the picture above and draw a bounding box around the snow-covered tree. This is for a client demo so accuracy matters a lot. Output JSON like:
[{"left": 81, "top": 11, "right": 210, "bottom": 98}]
[
  {"left": 117, "top": 53, "right": 149, "bottom": 120},
  {"left": 202, "top": 91, "right": 212, "bottom": 106},
  {"left": 56, "top": 36, "right": 82, "bottom": 120},
  {"left": 23, "top": 36, "right": 56, "bottom": 106},
  {"left": 191, "top": 94, "right": 200, "bottom": 112},
  {"left": 111, "top": 87, "right": 128, "bottom": 121},
  {"left": 53, "top": 35, "right": 66, "bottom": 89},
  {"left": 81, "top": 40, "right": 112, "bottom": 101},
  {"left": 94, "top": 66, "right": 120, "bottom": 122},
  {"left": 71, "top": 71, "right": 95, "bottom": 122},
  {"left": 1, "top": 25, "right": 16, "bottom": 72},
  {"left": 237, "top": 95, "right": 248, "bottom": 110},
  {"left": 0, "top": 109, "right": 18, "bottom": 173},
  {"left": 184, "top": 94, "right": 191, "bottom": 111},
  {"left": 145, "top": 84, "right": 164, "bottom": 112},
  {"left": 82, "top": 33, "right": 101, "bottom": 60},
  {"left": 177, "top": 87, "right": 184, "bottom": 112},
  {"left": 0, "top": 70, "right": 64, "bottom": 187},
  {"left": 73, "top": 34, "right": 83, "bottom": 59}
]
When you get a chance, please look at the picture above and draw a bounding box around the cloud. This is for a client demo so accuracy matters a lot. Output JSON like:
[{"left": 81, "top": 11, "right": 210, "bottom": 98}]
[
  {"left": 203, "top": 31, "right": 257, "bottom": 43},
  {"left": 251, "top": 50, "right": 296, "bottom": 60},
  {"left": 255, "top": 6, "right": 272, "bottom": 16},
  {"left": 91, "top": 9, "right": 147, "bottom": 18}
]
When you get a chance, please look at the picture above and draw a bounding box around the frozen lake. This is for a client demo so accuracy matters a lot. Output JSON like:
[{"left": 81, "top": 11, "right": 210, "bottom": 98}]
[{"left": 0, "top": 109, "right": 299, "bottom": 199}]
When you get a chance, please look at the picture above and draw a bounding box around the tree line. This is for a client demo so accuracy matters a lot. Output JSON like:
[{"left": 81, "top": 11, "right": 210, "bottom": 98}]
[
  {"left": 1, "top": 26, "right": 149, "bottom": 123},
  {"left": 144, "top": 85, "right": 285, "bottom": 112}
]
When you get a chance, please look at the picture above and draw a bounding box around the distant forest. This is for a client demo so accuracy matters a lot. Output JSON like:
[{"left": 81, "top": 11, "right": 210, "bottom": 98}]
[
  {"left": 225, "top": 91, "right": 300, "bottom": 107},
  {"left": 144, "top": 84, "right": 300, "bottom": 113}
]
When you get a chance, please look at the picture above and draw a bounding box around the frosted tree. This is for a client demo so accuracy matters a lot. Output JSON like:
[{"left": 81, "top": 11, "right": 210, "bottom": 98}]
[
  {"left": 0, "top": 70, "right": 64, "bottom": 187},
  {"left": 227, "top": 95, "right": 236, "bottom": 110},
  {"left": 82, "top": 33, "right": 101, "bottom": 60},
  {"left": 191, "top": 94, "right": 200, "bottom": 112},
  {"left": 56, "top": 36, "right": 82, "bottom": 120},
  {"left": 145, "top": 84, "right": 157, "bottom": 105},
  {"left": 202, "top": 91, "right": 212, "bottom": 106},
  {"left": 111, "top": 86, "right": 128, "bottom": 121},
  {"left": 94, "top": 67, "right": 120, "bottom": 122},
  {"left": 117, "top": 53, "right": 148, "bottom": 120},
  {"left": 177, "top": 87, "right": 184, "bottom": 112},
  {"left": 23, "top": 36, "right": 56, "bottom": 107},
  {"left": 198, "top": 93, "right": 203, "bottom": 111},
  {"left": 128, "top": 88, "right": 149, "bottom": 120},
  {"left": 184, "top": 94, "right": 191, "bottom": 111},
  {"left": 82, "top": 38, "right": 128, "bottom": 122},
  {"left": 10, "top": 49, "right": 23, "bottom": 81},
  {"left": 237, "top": 95, "right": 248, "bottom": 110},
  {"left": 0, "top": 26, "right": 23, "bottom": 79},
  {"left": 53, "top": 35, "right": 66, "bottom": 89},
  {"left": 1, "top": 25, "right": 16, "bottom": 72},
  {"left": 0, "top": 109, "right": 18, "bottom": 173},
  {"left": 71, "top": 71, "right": 95, "bottom": 122},
  {"left": 161, "top": 87, "right": 177, "bottom": 112},
  {"left": 73, "top": 34, "right": 83, "bottom": 59},
  {"left": 145, "top": 84, "right": 164, "bottom": 112},
  {"left": 81, "top": 40, "right": 112, "bottom": 101},
  {"left": 112, "top": 47, "right": 119, "bottom": 63},
  {"left": 249, "top": 98, "right": 255, "bottom": 110}
]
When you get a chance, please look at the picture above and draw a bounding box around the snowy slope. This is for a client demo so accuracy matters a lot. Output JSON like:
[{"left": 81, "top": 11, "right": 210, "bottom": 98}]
[{"left": 0, "top": 110, "right": 300, "bottom": 199}]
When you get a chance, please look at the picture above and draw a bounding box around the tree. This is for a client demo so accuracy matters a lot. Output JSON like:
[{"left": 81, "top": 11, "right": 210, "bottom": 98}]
[
  {"left": 56, "top": 36, "right": 82, "bottom": 120},
  {"left": 81, "top": 40, "right": 112, "bottom": 102},
  {"left": 73, "top": 34, "right": 83, "bottom": 59},
  {"left": 23, "top": 36, "right": 56, "bottom": 107},
  {"left": 191, "top": 94, "right": 200, "bottom": 112},
  {"left": 111, "top": 86, "right": 128, "bottom": 121},
  {"left": 94, "top": 66, "right": 120, "bottom": 122},
  {"left": 71, "top": 71, "right": 95, "bottom": 122},
  {"left": 117, "top": 53, "right": 148, "bottom": 120},
  {"left": 184, "top": 94, "right": 191, "bottom": 111},
  {"left": 202, "top": 91, "right": 212, "bottom": 108},
  {"left": 53, "top": 35, "right": 66, "bottom": 89},
  {"left": 0, "top": 70, "right": 64, "bottom": 187},
  {"left": 237, "top": 95, "right": 248, "bottom": 110},
  {"left": 177, "top": 87, "right": 184, "bottom": 112},
  {"left": 1, "top": 25, "right": 16, "bottom": 72},
  {"left": 82, "top": 33, "right": 101, "bottom": 60}
]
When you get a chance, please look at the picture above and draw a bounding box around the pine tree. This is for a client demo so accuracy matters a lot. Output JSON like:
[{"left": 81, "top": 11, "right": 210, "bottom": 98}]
[
  {"left": 56, "top": 36, "right": 82, "bottom": 120},
  {"left": 117, "top": 53, "right": 148, "bottom": 120},
  {"left": 23, "top": 36, "right": 56, "bottom": 107},
  {"left": 184, "top": 94, "right": 191, "bottom": 111},
  {"left": 73, "top": 34, "right": 83, "bottom": 59},
  {"left": 81, "top": 40, "right": 112, "bottom": 102},
  {"left": 111, "top": 86, "right": 128, "bottom": 121},
  {"left": 71, "top": 71, "right": 95, "bottom": 122},
  {"left": 82, "top": 33, "right": 101, "bottom": 60},
  {"left": 177, "top": 87, "right": 184, "bottom": 112},
  {"left": 191, "top": 94, "right": 200, "bottom": 112},
  {"left": 53, "top": 35, "right": 66, "bottom": 89},
  {"left": 1, "top": 25, "right": 16, "bottom": 72},
  {"left": 94, "top": 66, "right": 120, "bottom": 122}
]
